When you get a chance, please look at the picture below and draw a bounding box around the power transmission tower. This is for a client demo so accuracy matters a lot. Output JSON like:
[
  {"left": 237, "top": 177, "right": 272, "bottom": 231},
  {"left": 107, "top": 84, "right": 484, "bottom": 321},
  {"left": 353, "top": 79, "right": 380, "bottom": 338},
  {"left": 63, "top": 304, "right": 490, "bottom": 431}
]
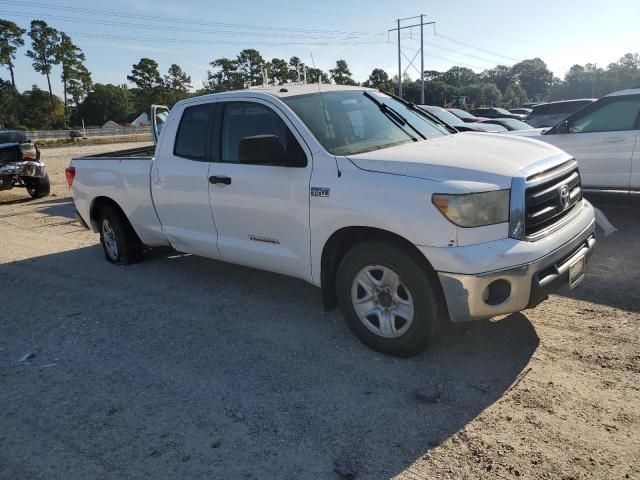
[{"left": 388, "top": 15, "right": 436, "bottom": 102}]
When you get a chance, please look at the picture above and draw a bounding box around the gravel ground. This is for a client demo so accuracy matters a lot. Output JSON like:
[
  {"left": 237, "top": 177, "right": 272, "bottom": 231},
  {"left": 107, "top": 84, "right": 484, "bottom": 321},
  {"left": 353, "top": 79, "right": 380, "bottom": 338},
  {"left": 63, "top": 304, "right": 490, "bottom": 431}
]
[{"left": 1, "top": 144, "right": 638, "bottom": 479}]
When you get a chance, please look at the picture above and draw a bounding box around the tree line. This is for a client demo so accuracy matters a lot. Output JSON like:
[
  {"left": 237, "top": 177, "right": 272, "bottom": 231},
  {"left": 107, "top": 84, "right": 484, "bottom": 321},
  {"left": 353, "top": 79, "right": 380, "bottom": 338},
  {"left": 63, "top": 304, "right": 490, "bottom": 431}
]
[{"left": 1, "top": 17, "right": 639, "bottom": 130}]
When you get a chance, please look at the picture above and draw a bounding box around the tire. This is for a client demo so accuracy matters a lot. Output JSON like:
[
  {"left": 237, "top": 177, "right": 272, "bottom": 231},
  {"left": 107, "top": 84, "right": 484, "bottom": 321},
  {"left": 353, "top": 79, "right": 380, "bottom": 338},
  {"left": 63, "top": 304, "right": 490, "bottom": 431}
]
[
  {"left": 98, "top": 205, "right": 143, "bottom": 265},
  {"left": 336, "top": 242, "right": 442, "bottom": 357},
  {"left": 25, "top": 173, "right": 50, "bottom": 198}
]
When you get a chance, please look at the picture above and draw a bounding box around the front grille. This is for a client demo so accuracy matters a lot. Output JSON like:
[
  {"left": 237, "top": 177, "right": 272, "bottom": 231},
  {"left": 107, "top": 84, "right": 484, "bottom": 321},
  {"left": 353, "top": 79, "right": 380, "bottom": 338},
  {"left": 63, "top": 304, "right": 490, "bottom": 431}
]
[{"left": 524, "top": 166, "right": 582, "bottom": 237}]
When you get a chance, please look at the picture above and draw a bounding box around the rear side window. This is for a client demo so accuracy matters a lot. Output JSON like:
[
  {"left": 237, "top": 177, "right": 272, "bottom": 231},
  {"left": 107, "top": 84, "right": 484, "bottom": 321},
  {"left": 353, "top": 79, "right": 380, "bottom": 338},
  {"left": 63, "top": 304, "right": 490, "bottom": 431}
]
[{"left": 174, "top": 104, "right": 211, "bottom": 160}]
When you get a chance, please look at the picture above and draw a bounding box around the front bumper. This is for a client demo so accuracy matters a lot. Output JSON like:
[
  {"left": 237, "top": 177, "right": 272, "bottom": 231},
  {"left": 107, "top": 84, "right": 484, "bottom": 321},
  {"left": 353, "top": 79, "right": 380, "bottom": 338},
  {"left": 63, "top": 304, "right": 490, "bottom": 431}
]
[
  {"left": 436, "top": 217, "right": 596, "bottom": 322},
  {"left": 0, "top": 160, "right": 47, "bottom": 178}
]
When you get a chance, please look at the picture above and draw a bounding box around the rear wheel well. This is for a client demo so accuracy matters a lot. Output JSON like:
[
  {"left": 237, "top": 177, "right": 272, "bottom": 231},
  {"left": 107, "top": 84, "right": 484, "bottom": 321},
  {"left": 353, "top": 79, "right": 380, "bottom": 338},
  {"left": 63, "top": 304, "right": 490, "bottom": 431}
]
[
  {"left": 320, "top": 227, "right": 440, "bottom": 311},
  {"left": 90, "top": 197, "right": 134, "bottom": 235}
]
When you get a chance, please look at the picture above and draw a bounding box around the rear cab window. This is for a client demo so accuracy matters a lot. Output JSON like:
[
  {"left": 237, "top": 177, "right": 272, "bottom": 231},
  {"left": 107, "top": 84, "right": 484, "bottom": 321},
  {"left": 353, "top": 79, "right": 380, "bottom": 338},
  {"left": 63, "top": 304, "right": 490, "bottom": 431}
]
[{"left": 174, "top": 104, "right": 212, "bottom": 160}]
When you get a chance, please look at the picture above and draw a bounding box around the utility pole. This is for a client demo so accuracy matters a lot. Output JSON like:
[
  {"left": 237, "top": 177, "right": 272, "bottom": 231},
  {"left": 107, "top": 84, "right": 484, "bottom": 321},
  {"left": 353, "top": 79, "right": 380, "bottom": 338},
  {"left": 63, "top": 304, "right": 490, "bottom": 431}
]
[
  {"left": 592, "top": 63, "right": 597, "bottom": 97},
  {"left": 388, "top": 15, "right": 436, "bottom": 100},
  {"left": 397, "top": 19, "right": 401, "bottom": 98},
  {"left": 420, "top": 14, "right": 424, "bottom": 104}
]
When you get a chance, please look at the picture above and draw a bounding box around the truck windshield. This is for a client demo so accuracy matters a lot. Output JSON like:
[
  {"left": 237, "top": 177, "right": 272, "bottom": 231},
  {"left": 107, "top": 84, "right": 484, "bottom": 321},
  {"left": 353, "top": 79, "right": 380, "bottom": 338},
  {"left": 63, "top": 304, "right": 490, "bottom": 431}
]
[{"left": 283, "top": 90, "right": 447, "bottom": 156}]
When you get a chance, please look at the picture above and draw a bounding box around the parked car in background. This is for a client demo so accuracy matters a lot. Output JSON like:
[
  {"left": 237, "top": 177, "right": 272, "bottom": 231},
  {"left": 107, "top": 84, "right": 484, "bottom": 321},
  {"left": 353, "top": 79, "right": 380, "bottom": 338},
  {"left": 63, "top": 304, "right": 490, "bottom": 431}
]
[
  {"left": 0, "top": 130, "right": 49, "bottom": 198},
  {"left": 509, "top": 108, "right": 533, "bottom": 116},
  {"left": 446, "top": 108, "right": 489, "bottom": 123},
  {"left": 470, "top": 107, "right": 527, "bottom": 120},
  {"left": 418, "top": 105, "right": 507, "bottom": 133},
  {"left": 523, "top": 102, "right": 546, "bottom": 109},
  {"left": 67, "top": 85, "right": 596, "bottom": 357},
  {"left": 526, "top": 99, "right": 596, "bottom": 128},
  {"left": 518, "top": 89, "right": 640, "bottom": 193},
  {"left": 479, "top": 118, "right": 541, "bottom": 132}
]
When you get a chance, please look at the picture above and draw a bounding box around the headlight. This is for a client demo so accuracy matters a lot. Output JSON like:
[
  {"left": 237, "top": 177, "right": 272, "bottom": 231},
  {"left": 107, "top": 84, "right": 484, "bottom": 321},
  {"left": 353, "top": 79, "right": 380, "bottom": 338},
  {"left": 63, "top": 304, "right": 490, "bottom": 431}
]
[{"left": 432, "top": 190, "right": 510, "bottom": 227}]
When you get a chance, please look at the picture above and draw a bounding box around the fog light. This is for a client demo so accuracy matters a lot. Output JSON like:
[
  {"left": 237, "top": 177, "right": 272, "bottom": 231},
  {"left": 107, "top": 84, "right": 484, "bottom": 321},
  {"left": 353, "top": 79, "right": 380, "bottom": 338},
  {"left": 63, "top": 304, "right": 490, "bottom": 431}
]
[{"left": 482, "top": 279, "right": 511, "bottom": 306}]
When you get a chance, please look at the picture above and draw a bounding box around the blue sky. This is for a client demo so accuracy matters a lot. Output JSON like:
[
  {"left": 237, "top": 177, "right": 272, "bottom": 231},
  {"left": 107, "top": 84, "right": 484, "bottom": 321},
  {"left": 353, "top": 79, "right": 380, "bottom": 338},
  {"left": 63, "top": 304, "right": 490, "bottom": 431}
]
[{"left": 2, "top": 0, "right": 639, "bottom": 95}]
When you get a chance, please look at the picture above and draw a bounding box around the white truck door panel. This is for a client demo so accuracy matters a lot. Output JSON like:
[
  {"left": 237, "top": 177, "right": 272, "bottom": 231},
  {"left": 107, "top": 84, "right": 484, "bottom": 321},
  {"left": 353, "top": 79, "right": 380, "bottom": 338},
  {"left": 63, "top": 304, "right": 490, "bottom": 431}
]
[
  {"left": 543, "top": 130, "right": 635, "bottom": 190},
  {"left": 151, "top": 102, "right": 222, "bottom": 259},
  {"left": 631, "top": 132, "right": 640, "bottom": 191},
  {"left": 209, "top": 99, "right": 312, "bottom": 281}
]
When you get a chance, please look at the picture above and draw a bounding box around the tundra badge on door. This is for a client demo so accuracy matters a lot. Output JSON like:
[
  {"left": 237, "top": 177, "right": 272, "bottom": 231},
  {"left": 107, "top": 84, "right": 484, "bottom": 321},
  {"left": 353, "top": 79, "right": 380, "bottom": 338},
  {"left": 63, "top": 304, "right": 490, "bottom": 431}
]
[{"left": 311, "top": 187, "right": 330, "bottom": 198}]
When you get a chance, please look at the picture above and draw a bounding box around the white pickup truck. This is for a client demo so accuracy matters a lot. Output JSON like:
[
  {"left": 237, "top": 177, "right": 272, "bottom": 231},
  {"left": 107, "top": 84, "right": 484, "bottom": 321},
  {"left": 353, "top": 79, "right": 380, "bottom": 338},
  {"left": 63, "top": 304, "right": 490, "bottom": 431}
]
[{"left": 67, "top": 85, "right": 596, "bottom": 357}]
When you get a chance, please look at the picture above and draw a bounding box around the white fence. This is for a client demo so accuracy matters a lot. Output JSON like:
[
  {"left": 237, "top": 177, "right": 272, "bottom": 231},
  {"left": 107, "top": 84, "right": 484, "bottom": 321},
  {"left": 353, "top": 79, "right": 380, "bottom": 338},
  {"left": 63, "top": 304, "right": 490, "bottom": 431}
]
[{"left": 28, "top": 126, "right": 151, "bottom": 140}]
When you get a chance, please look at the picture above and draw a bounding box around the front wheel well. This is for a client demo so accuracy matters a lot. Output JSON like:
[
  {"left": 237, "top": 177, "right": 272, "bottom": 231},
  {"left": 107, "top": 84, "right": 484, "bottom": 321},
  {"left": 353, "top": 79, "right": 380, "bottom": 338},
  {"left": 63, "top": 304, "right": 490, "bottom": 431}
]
[{"left": 320, "top": 227, "right": 439, "bottom": 311}]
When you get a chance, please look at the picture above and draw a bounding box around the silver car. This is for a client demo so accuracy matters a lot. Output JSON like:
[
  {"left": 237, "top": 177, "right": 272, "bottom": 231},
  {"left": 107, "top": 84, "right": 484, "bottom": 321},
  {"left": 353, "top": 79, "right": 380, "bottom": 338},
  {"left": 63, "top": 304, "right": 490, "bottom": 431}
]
[{"left": 526, "top": 99, "right": 595, "bottom": 128}]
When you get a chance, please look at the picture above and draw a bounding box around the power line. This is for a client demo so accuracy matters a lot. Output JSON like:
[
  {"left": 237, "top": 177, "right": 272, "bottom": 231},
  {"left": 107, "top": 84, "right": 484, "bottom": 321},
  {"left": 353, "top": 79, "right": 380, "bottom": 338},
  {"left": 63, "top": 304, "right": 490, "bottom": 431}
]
[
  {"left": 0, "top": 0, "right": 387, "bottom": 36},
  {"left": 53, "top": 31, "right": 390, "bottom": 47},
  {"left": 406, "top": 37, "right": 515, "bottom": 66},
  {"left": 435, "top": 33, "right": 519, "bottom": 62},
  {"left": 3, "top": 11, "right": 383, "bottom": 40}
]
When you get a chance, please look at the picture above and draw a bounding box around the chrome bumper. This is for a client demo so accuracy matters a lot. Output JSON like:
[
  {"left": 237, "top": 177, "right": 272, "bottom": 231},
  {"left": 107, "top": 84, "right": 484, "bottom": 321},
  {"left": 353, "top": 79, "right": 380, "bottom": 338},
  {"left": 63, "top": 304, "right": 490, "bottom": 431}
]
[
  {"left": 438, "top": 219, "right": 596, "bottom": 323},
  {"left": 0, "top": 160, "right": 47, "bottom": 177}
]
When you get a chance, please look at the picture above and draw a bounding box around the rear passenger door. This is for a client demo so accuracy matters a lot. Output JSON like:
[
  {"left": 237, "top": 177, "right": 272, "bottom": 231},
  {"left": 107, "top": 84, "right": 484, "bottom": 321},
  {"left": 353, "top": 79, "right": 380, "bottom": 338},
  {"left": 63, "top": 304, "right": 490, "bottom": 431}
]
[
  {"left": 151, "top": 101, "right": 222, "bottom": 259},
  {"left": 208, "top": 98, "right": 313, "bottom": 281}
]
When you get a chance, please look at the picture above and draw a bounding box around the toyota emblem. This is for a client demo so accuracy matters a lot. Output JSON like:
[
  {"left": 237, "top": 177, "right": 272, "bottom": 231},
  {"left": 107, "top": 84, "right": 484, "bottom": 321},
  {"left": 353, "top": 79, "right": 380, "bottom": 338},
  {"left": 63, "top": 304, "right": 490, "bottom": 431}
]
[{"left": 559, "top": 185, "right": 571, "bottom": 209}]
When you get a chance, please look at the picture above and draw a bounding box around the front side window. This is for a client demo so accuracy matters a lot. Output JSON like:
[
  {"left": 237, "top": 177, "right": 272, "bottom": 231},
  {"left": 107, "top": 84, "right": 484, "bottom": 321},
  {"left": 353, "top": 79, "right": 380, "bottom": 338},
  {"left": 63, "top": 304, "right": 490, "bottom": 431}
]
[
  {"left": 283, "top": 90, "right": 446, "bottom": 156},
  {"left": 174, "top": 104, "right": 210, "bottom": 160},
  {"left": 221, "top": 102, "right": 306, "bottom": 166},
  {"left": 569, "top": 97, "right": 640, "bottom": 133}
]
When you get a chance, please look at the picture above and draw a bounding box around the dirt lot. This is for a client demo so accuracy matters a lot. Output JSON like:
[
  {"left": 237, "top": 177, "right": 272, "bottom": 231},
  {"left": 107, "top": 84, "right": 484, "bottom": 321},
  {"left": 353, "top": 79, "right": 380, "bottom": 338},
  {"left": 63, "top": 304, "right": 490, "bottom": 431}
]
[{"left": 1, "top": 144, "right": 638, "bottom": 479}]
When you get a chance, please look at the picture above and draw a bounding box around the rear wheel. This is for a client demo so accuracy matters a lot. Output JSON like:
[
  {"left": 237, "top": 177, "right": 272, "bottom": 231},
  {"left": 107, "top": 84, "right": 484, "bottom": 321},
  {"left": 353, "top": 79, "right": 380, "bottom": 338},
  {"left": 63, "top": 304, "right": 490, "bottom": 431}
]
[
  {"left": 98, "top": 205, "right": 143, "bottom": 265},
  {"left": 336, "top": 242, "right": 442, "bottom": 357},
  {"left": 25, "top": 173, "right": 50, "bottom": 198}
]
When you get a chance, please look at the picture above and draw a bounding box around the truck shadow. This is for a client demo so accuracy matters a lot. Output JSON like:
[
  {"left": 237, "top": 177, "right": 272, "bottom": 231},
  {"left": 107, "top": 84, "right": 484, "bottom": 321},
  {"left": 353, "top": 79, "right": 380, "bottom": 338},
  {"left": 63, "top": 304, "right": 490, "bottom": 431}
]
[
  {"left": 0, "top": 246, "right": 538, "bottom": 479},
  {"left": 556, "top": 196, "right": 640, "bottom": 313},
  {"left": 0, "top": 196, "right": 76, "bottom": 219}
]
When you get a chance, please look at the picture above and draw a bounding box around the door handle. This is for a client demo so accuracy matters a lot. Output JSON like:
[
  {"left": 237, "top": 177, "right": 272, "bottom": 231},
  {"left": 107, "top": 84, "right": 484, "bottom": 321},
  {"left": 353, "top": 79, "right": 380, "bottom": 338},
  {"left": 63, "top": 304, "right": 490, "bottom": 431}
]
[
  {"left": 209, "top": 175, "right": 231, "bottom": 185},
  {"left": 602, "top": 136, "right": 625, "bottom": 144}
]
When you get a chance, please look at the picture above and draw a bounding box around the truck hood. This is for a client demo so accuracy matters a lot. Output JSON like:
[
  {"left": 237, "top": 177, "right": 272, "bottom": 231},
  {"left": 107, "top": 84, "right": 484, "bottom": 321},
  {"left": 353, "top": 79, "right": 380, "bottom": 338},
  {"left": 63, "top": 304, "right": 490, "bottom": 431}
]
[{"left": 346, "top": 132, "right": 565, "bottom": 192}]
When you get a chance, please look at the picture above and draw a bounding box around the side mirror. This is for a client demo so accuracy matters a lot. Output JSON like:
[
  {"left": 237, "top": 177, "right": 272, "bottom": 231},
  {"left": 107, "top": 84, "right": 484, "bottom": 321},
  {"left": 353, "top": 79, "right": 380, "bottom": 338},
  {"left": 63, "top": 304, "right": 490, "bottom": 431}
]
[{"left": 555, "top": 120, "right": 569, "bottom": 134}]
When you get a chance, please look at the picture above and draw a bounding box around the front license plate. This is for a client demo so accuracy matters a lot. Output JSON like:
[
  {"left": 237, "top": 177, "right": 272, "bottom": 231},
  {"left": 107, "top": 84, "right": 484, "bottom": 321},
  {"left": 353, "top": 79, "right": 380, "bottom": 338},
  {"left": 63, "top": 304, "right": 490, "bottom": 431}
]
[{"left": 569, "top": 257, "right": 585, "bottom": 289}]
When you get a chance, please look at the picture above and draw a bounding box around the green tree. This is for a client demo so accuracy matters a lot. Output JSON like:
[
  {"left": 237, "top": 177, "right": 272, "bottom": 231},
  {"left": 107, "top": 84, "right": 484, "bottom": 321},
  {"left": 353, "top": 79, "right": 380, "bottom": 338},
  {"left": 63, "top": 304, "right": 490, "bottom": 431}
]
[
  {"left": 0, "top": 79, "right": 20, "bottom": 128},
  {"left": 307, "top": 67, "right": 330, "bottom": 84},
  {"left": 20, "top": 84, "right": 65, "bottom": 129},
  {"left": 26, "top": 20, "right": 59, "bottom": 110},
  {"left": 237, "top": 49, "right": 265, "bottom": 87},
  {"left": 480, "top": 65, "right": 513, "bottom": 93},
  {"left": 330, "top": 59, "right": 357, "bottom": 85},
  {"left": 127, "top": 57, "right": 163, "bottom": 91},
  {"left": 127, "top": 58, "right": 165, "bottom": 112},
  {"left": 503, "top": 82, "right": 528, "bottom": 107},
  {"left": 288, "top": 56, "right": 303, "bottom": 82},
  {"left": 510, "top": 58, "right": 553, "bottom": 99},
  {"left": 363, "top": 68, "right": 394, "bottom": 93},
  {"left": 0, "top": 19, "right": 26, "bottom": 88},
  {"left": 206, "top": 57, "right": 242, "bottom": 92},
  {"left": 269, "top": 57, "right": 290, "bottom": 85},
  {"left": 461, "top": 83, "right": 502, "bottom": 106},
  {"left": 77, "top": 83, "right": 134, "bottom": 125},
  {"left": 441, "top": 66, "right": 478, "bottom": 88},
  {"left": 164, "top": 64, "right": 191, "bottom": 105},
  {"left": 55, "top": 32, "right": 92, "bottom": 114}
]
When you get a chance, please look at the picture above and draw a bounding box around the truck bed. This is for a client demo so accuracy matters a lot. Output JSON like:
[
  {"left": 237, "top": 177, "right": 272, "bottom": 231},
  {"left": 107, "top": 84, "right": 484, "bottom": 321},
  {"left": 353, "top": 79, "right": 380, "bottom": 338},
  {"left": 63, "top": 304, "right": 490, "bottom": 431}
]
[{"left": 73, "top": 145, "right": 155, "bottom": 160}]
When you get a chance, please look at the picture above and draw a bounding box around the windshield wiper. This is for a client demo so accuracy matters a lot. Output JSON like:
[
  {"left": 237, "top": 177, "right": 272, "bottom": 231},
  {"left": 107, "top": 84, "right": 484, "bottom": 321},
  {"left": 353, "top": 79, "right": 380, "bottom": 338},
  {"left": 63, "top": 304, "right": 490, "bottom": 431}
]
[
  {"left": 362, "top": 91, "right": 425, "bottom": 141},
  {"left": 383, "top": 91, "right": 459, "bottom": 134}
]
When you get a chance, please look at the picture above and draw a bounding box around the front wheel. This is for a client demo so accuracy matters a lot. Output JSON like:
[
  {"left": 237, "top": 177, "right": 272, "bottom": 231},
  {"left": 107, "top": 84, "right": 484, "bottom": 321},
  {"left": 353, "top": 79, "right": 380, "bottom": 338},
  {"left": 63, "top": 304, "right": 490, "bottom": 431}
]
[
  {"left": 98, "top": 205, "right": 143, "bottom": 265},
  {"left": 25, "top": 173, "right": 50, "bottom": 198},
  {"left": 336, "top": 242, "right": 443, "bottom": 357}
]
